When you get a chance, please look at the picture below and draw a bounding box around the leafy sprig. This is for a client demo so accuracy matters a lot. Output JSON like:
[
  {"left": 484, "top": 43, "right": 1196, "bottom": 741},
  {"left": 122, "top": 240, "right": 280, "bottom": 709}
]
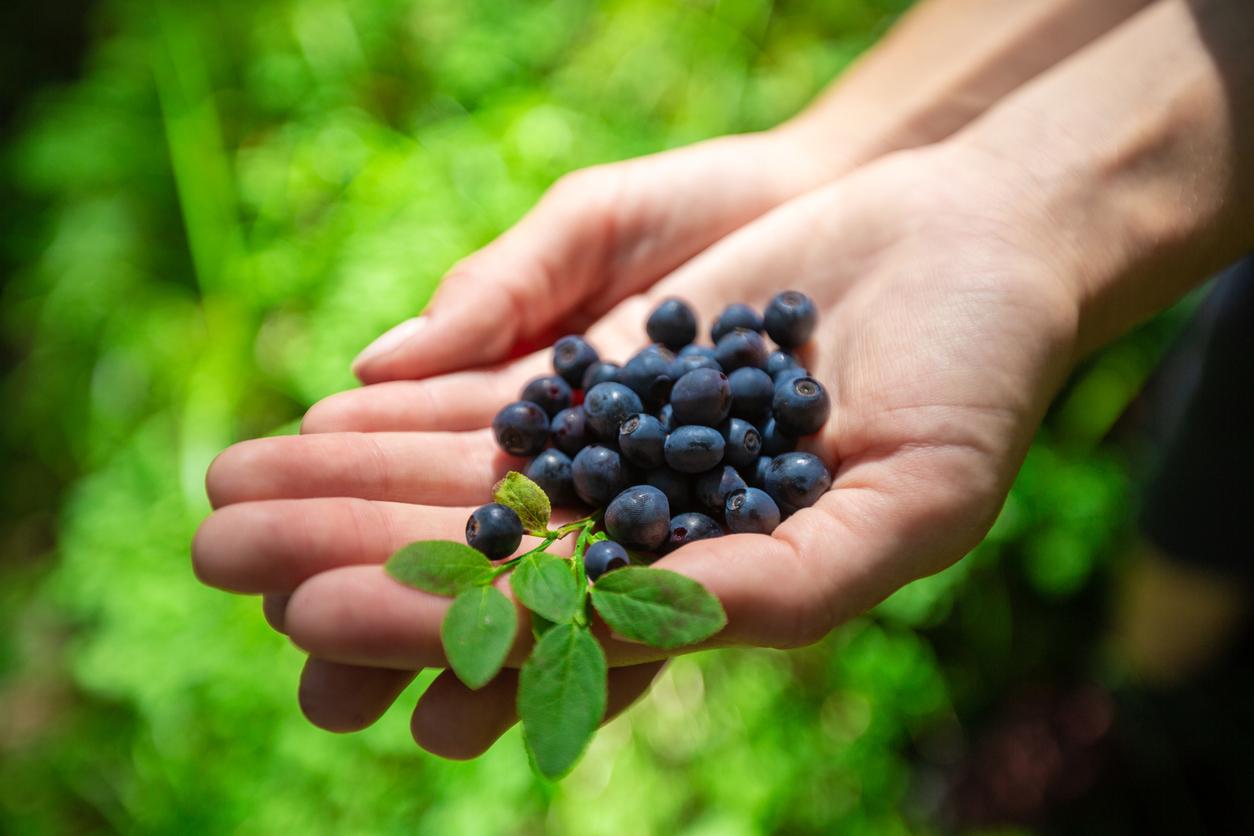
[{"left": 384, "top": 471, "right": 726, "bottom": 779}]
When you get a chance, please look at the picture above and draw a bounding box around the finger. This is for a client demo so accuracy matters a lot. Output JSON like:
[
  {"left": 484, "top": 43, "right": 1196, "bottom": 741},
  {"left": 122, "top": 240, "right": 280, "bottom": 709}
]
[
  {"left": 284, "top": 565, "right": 663, "bottom": 671},
  {"left": 193, "top": 499, "right": 473, "bottom": 594},
  {"left": 302, "top": 354, "right": 548, "bottom": 434},
  {"left": 298, "top": 657, "right": 418, "bottom": 733},
  {"left": 205, "top": 430, "right": 514, "bottom": 509},
  {"left": 263, "top": 594, "right": 291, "bottom": 632},
  {"left": 411, "top": 661, "right": 664, "bottom": 760},
  {"left": 351, "top": 134, "right": 816, "bottom": 384}
]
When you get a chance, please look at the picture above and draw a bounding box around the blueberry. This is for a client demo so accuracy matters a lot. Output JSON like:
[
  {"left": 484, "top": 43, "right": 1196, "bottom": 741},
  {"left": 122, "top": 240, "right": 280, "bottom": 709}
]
[
  {"left": 581, "top": 361, "right": 622, "bottom": 391},
  {"left": 772, "top": 376, "right": 831, "bottom": 436},
  {"left": 763, "top": 291, "right": 817, "bottom": 349},
  {"left": 678, "top": 344, "right": 717, "bottom": 360},
  {"left": 553, "top": 335, "right": 599, "bottom": 388},
  {"left": 711, "top": 303, "right": 763, "bottom": 343},
  {"left": 759, "top": 416, "right": 796, "bottom": 456},
  {"left": 773, "top": 365, "right": 808, "bottom": 388},
  {"left": 550, "top": 406, "right": 591, "bottom": 456},
  {"left": 766, "top": 350, "right": 800, "bottom": 378},
  {"left": 571, "top": 445, "right": 633, "bottom": 507},
  {"left": 646, "top": 298, "right": 698, "bottom": 351},
  {"left": 670, "top": 368, "right": 731, "bottom": 427},
  {"left": 695, "top": 465, "right": 747, "bottom": 514},
  {"left": 764, "top": 451, "right": 832, "bottom": 514},
  {"left": 520, "top": 374, "right": 572, "bottom": 418},
  {"left": 657, "top": 402, "right": 676, "bottom": 433},
  {"left": 673, "top": 352, "right": 722, "bottom": 377},
  {"left": 728, "top": 366, "right": 774, "bottom": 420},
  {"left": 666, "top": 512, "right": 723, "bottom": 551},
  {"left": 725, "top": 487, "right": 781, "bottom": 534},
  {"left": 583, "top": 382, "right": 644, "bottom": 439},
  {"left": 645, "top": 467, "right": 693, "bottom": 512},
  {"left": 719, "top": 417, "right": 763, "bottom": 469},
  {"left": 584, "top": 540, "right": 631, "bottom": 581},
  {"left": 525, "top": 449, "right": 576, "bottom": 507},
  {"left": 747, "top": 455, "right": 773, "bottom": 488},
  {"left": 492, "top": 401, "right": 550, "bottom": 456},
  {"left": 605, "top": 485, "right": 671, "bottom": 551},
  {"left": 664, "top": 425, "right": 725, "bottom": 473},
  {"left": 465, "top": 503, "right": 523, "bottom": 560},
  {"left": 714, "top": 328, "right": 768, "bottom": 372},
  {"left": 618, "top": 413, "right": 668, "bottom": 469},
  {"left": 620, "top": 346, "right": 676, "bottom": 410}
]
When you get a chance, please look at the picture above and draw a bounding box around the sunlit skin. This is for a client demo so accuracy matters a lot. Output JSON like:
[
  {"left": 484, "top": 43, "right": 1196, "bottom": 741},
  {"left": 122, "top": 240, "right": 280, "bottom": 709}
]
[{"left": 193, "top": 0, "right": 1254, "bottom": 759}]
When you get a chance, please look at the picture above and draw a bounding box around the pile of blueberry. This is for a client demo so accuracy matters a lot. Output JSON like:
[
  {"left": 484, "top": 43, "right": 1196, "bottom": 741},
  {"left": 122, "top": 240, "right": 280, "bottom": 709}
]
[{"left": 467, "top": 291, "right": 833, "bottom": 579}]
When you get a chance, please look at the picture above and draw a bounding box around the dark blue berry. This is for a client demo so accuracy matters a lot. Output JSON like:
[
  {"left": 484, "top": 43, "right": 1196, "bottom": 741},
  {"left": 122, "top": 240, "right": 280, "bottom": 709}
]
[
  {"left": 553, "top": 335, "right": 599, "bottom": 388},
  {"left": 492, "top": 401, "right": 549, "bottom": 456},
  {"left": 584, "top": 540, "right": 630, "bottom": 581},
  {"left": 747, "top": 455, "right": 773, "bottom": 489},
  {"left": 763, "top": 290, "right": 817, "bottom": 349},
  {"left": 524, "top": 449, "right": 576, "bottom": 507},
  {"left": 645, "top": 467, "right": 692, "bottom": 512},
  {"left": 678, "top": 344, "right": 717, "bottom": 360},
  {"left": 695, "top": 465, "right": 747, "bottom": 514},
  {"left": 646, "top": 298, "right": 698, "bottom": 351},
  {"left": 728, "top": 366, "right": 774, "bottom": 420},
  {"left": 773, "top": 365, "right": 808, "bottom": 388},
  {"left": 571, "top": 445, "right": 633, "bottom": 507},
  {"left": 666, "top": 512, "right": 723, "bottom": 551},
  {"left": 772, "top": 376, "right": 831, "bottom": 436},
  {"left": 581, "top": 361, "right": 621, "bottom": 391},
  {"left": 466, "top": 503, "right": 523, "bottom": 559},
  {"left": 550, "top": 406, "right": 591, "bottom": 456},
  {"left": 759, "top": 417, "right": 796, "bottom": 456},
  {"left": 766, "top": 350, "right": 800, "bottom": 378},
  {"left": 719, "top": 417, "right": 762, "bottom": 469},
  {"left": 725, "top": 487, "right": 781, "bottom": 534},
  {"left": 764, "top": 451, "right": 832, "bottom": 514},
  {"left": 711, "top": 303, "right": 763, "bottom": 343},
  {"left": 664, "top": 425, "right": 725, "bottom": 473},
  {"left": 657, "top": 402, "right": 676, "bottom": 433},
  {"left": 714, "top": 328, "right": 768, "bottom": 372},
  {"left": 520, "top": 374, "right": 572, "bottom": 417},
  {"left": 618, "top": 413, "right": 668, "bottom": 469},
  {"left": 605, "top": 485, "right": 671, "bottom": 551},
  {"left": 673, "top": 352, "right": 722, "bottom": 377},
  {"left": 670, "top": 368, "right": 731, "bottom": 427},
  {"left": 583, "top": 382, "right": 643, "bottom": 439},
  {"left": 620, "top": 346, "right": 676, "bottom": 410}
]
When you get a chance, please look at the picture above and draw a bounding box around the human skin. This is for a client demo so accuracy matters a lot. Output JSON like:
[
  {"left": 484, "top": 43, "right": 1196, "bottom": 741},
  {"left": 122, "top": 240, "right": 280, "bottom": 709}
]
[{"left": 191, "top": 0, "right": 1254, "bottom": 760}]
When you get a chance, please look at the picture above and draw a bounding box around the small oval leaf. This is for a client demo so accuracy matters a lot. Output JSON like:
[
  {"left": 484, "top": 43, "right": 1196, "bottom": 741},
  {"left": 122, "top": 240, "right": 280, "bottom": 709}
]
[
  {"left": 493, "top": 471, "right": 552, "bottom": 534},
  {"left": 386, "top": 540, "right": 494, "bottom": 596},
  {"left": 441, "top": 586, "right": 518, "bottom": 689},
  {"left": 518, "top": 624, "right": 607, "bottom": 780},
  {"left": 511, "top": 552, "right": 580, "bottom": 623},
  {"left": 590, "top": 567, "right": 726, "bottom": 649}
]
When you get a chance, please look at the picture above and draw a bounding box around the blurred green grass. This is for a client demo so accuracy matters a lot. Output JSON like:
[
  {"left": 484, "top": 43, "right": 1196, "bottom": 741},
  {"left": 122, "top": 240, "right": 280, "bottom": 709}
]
[{"left": 0, "top": 0, "right": 1188, "bottom": 833}]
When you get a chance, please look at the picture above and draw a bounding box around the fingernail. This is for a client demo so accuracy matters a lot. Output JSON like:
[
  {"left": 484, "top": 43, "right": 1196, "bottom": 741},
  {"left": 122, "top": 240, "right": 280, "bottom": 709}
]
[{"left": 352, "top": 316, "right": 427, "bottom": 373}]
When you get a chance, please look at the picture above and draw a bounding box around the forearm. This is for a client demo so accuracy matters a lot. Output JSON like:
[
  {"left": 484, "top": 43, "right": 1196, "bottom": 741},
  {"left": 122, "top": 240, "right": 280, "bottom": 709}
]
[
  {"left": 779, "top": 0, "right": 1155, "bottom": 168},
  {"left": 951, "top": 0, "right": 1254, "bottom": 356}
]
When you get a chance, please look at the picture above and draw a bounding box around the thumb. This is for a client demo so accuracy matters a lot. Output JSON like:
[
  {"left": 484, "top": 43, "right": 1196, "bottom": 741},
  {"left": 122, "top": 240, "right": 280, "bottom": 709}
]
[{"left": 351, "top": 169, "right": 616, "bottom": 384}]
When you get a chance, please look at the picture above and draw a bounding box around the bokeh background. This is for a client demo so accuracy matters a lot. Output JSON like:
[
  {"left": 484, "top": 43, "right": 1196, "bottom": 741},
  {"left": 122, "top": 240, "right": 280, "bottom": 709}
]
[{"left": 3, "top": 1, "right": 1252, "bottom": 833}]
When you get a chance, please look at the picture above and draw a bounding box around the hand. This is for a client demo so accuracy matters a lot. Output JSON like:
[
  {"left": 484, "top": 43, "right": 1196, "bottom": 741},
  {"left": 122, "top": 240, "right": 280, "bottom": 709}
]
[{"left": 193, "top": 141, "right": 1081, "bottom": 757}]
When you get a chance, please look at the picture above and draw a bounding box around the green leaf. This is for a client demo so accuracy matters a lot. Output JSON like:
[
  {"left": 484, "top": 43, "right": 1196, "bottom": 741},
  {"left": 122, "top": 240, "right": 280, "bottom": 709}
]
[
  {"left": 518, "top": 624, "right": 607, "bottom": 780},
  {"left": 386, "top": 540, "right": 494, "bottom": 596},
  {"left": 493, "top": 471, "right": 551, "bottom": 534},
  {"left": 511, "top": 552, "right": 580, "bottom": 623},
  {"left": 441, "top": 586, "right": 518, "bottom": 689},
  {"left": 590, "top": 567, "right": 726, "bottom": 649}
]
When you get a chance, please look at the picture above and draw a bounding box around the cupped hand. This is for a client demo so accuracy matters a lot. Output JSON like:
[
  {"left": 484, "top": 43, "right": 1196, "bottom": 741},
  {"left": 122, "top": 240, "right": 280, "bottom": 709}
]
[{"left": 193, "top": 142, "right": 1081, "bottom": 760}]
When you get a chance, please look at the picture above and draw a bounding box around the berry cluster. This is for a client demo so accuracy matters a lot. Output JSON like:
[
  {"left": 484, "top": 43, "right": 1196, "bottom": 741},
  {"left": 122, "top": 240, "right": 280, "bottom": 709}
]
[{"left": 471, "top": 292, "right": 832, "bottom": 575}]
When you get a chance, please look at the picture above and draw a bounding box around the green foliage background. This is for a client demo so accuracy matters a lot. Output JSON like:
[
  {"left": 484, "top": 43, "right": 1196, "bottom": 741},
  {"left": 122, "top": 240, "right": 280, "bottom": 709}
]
[{"left": 0, "top": 0, "right": 1185, "bottom": 833}]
